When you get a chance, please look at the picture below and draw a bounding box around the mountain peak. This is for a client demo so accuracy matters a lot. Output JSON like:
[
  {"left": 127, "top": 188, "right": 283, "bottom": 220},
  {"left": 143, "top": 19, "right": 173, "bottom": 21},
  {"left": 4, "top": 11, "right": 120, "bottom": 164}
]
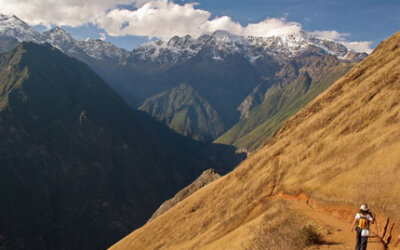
[
  {"left": 0, "top": 13, "right": 40, "bottom": 42},
  {"left": 210, "top": 30, "right": 246, "bottom": 45},
  {"left": 49, "top": 26, "right": 67, "bottom": 33},
  {"left": 0, "top": 13, "right": 24, "bottom": 23},
  {"left": 45, "top": 26, "right": 74, "bottom": 40},
  {"left": 212, "top": 30, "right": 234, "bottom": 39}
]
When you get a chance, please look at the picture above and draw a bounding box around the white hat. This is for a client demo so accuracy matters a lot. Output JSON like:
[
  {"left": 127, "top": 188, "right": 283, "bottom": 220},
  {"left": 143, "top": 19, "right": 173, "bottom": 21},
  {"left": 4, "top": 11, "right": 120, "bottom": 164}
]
[{"left": 360, "top": 204, "right": 368, "bottom": 211}]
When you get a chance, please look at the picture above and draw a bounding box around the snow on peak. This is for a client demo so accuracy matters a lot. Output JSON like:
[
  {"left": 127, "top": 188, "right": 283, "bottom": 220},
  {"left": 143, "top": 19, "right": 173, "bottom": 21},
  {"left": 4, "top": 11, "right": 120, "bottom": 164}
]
[
  {"left": 41, "top": 27, "right": 75, "bottom": 43},
  {"left": 0, "top": 14, "right": 40, "bottom": 42},
  {"left": 0, "top": 13, "right": 365, "bottom": 64},
  {"left": 212, "top": 30, "right": 235, "bottom": 42},
  {"left": 133, "top": 29, "right": 364, "bottom": 64},
  {"left": 76, "top": 38, "right": 129, "bottom": 60}
]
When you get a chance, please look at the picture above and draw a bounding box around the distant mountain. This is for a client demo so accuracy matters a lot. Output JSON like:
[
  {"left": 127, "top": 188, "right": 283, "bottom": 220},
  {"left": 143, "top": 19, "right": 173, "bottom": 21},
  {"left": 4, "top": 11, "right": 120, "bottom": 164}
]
[
  {"left": 0, "top": 14, "right": 367, "bottom": 141},
  {"left": 110, "top": 31, "right": 400, "bottom": 250},
  {"left": 0, "top": 14, "right": 40, "bottom": 43},
  {"left": 132, "top": 29, "right": 365, "bottom": 64},
  {"left": 0, "top": 42, "right": 243, "bottom": 250},
  {"left": 216, "top": 54, "right": 354, "bottom": 151},
  {"left": 139, "top": 83, "right": 225, "bottom": 141}
]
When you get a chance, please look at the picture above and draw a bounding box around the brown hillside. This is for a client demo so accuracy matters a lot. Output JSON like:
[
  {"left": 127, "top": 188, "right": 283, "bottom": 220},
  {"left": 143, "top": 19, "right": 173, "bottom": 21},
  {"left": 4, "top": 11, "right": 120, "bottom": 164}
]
[{"left": 110, "top": 32, "right": 400, "bottom": 250}]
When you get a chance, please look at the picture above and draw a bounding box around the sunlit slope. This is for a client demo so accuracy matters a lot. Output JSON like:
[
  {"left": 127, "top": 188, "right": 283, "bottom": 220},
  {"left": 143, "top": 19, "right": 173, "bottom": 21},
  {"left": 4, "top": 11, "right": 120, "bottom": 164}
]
[{"left": 111, "top": 32, "right": 400, "bottom": 250}]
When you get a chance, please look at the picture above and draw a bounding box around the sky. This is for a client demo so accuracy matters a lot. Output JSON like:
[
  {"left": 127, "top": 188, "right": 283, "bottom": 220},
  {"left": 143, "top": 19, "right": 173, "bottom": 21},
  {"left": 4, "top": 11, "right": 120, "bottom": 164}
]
[{"left": 1, "top": 0, "right": 399, "bottom": 52}]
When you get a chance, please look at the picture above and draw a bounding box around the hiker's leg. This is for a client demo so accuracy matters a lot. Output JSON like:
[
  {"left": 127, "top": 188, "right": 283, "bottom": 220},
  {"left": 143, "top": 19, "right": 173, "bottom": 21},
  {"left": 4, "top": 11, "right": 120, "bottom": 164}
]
[
  {"left": 360, "top": 236, "right": 368, "bottom": 250},
  {"left": 355, "top": 228, "right": 362, "bottom": 250}
]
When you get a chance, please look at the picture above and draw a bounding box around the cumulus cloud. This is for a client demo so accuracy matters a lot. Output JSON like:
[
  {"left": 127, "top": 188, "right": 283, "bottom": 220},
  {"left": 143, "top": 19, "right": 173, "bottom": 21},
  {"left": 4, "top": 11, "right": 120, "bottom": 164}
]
[
  {"left": 311, "top": 30, "right": 373, "bottom": 53},
  {"left": 0, "top": 0, "right": 373, "bottom": 52},
  {"left": 98, "top": 1, "right": 215, "bottom": 38},
  {"left": 98, "top": 0, "right": 303, "bottom": 39},
  {"left": 243, "top": 18, "right": 302, "bottom": 37},
  {"left": 0, "top": 0, "right": 133, "bottom": 27}
]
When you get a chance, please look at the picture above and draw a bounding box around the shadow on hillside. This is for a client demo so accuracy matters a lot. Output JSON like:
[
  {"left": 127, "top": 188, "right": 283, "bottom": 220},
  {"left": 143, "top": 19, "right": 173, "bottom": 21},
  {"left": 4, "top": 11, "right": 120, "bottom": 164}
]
[{"left": 203, "top": 143, "right": 247, "bottom": 174}]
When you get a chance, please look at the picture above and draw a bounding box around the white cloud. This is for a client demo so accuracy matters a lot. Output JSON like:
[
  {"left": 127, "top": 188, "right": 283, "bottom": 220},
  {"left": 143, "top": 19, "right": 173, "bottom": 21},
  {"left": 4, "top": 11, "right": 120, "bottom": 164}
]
[
  {"left": 310, "top": 30, "right": 350, "bottom": 41},
  {"left": 0, "top": 0, "right": 133, "bottom": 27},
  {"left": 311, "top": 30, "right": 373, "bottom": 53},
  {"left": 0, "top": 0, "right": 373, "bottom": 52},
  {"left": 98, "top": 0, "right": 215, "bottom": 38},
  {"left": 98, "top": 0, "right": 302, "bottom": 39},
  {"left": 243, "top": 18, "right": 302, "bottom": 37},
  {"left": 99, "top": 33, "right": 107, "bottom": 41},
  {"left": 341, "top": 41, "right": 373, "bottom": 53}
]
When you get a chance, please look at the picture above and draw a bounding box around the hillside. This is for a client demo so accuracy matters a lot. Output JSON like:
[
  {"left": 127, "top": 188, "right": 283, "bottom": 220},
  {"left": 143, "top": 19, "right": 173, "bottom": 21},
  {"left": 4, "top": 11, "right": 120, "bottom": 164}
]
[
  {"left": 0, "top": 42, "right": 243, "bottom": 250},
  {"left": 110, "top": 32, "right": 400, "bottom": 250},
  {"left": 139, "top": 83, "right": 225, "bottom": 141},
  {"left": 148, "top": 169, "right": 221, "bottom": 222},
  {"left": 216, "top": 55, "right": 353, "bottom": 151}
]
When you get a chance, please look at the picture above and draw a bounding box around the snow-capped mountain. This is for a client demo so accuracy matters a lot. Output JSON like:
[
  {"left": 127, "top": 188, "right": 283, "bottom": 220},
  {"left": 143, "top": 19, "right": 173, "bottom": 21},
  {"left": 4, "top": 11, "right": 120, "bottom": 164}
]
[
  {"left": 131, "top": 29, "right": 366, "bottom": 65},
  {"left": 40, "top": 27, "right": 84, "bottom": 55},
  {"left": 76, "top": 38, "right": 129, "bottom": 60},
  {"left": 0, "top": 13, "right": 366, "bottom": 65},
  {"left": 0, "top": 14, "right": 128, "bottom": 62},
  {"left": 0, "top": 14, "right": 40, "bottom": 43}
]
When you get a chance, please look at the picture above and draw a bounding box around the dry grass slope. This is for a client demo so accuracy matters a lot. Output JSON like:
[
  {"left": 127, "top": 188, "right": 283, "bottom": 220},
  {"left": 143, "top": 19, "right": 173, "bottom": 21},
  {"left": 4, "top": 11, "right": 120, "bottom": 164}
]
[{"left": 110, "top": 32, "right": 400, "bottom": 250}]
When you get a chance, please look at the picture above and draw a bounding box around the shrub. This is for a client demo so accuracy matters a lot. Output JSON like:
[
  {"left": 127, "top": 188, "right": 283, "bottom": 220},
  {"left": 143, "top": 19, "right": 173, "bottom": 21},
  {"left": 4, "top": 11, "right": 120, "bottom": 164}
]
[
  {"left": 296, "top": 225, "right": 324, "bottom": 247},
  {"left": 247, "top": 224, "right": 323, "bottom": 249}
]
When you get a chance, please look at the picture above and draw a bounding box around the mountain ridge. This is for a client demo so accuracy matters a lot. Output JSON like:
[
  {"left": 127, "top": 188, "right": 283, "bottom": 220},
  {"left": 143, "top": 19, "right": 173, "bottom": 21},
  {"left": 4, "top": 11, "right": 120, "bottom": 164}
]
[{"left": 0, "top": 42, "right": 243, "bottom": 250}]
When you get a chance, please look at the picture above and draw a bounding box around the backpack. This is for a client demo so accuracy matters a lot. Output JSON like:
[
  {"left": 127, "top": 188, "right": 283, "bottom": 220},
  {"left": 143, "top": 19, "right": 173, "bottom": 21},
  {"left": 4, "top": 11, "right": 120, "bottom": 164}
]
[{"left": 358, "top": 213, "right": 369, "bottom": 229}]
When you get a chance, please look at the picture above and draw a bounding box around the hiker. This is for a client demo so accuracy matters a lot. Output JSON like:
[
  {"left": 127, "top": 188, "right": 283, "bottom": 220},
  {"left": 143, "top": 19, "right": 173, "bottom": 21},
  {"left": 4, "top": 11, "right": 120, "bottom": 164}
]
[{"left": 351, "top": 204, "right": 375, "bottom": 250}]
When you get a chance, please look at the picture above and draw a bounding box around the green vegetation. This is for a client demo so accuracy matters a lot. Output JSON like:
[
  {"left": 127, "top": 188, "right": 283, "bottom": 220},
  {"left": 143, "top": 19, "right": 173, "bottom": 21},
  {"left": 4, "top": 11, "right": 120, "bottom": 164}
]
[
  {"left": 216, "top": 61, "right": 352, "bottom": 151},
  {"left": 139, "top": 83, "right": 225, "bottom": 141}
]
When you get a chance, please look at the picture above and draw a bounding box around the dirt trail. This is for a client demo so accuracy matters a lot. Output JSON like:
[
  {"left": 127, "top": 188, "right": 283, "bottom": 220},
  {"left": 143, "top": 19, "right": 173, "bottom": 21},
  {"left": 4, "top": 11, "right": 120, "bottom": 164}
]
[{"left": 272, "top": 192, "right": 388, "bottom": 250}]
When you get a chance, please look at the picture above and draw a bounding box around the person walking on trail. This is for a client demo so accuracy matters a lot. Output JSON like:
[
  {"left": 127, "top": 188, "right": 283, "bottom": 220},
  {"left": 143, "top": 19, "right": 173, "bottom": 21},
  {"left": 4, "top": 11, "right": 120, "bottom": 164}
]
[{"left": 351, "top": 204, "right": 375, "bottom": 250}]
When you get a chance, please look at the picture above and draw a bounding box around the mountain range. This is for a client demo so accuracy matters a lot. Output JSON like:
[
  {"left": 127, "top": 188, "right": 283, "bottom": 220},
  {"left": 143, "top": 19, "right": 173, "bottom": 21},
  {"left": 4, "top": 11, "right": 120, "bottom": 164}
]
[
  {"left": 1, "top": 11, "right": 398, "bottom": 250},
  {"left": 0, "top": 42, "right": 243, "bottom": 250},
  {"left": 0, "top": 14, "right": 367, "bottom": 143},
  {"left": 110, "top": 31, "right": 400, "bottom": 250}
]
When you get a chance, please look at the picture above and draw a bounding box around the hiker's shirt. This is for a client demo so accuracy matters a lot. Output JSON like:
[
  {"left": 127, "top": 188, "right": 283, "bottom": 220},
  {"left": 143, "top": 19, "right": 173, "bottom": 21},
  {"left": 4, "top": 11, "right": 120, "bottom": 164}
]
[{"left": 355, "top": 213, "right": 374, "bottom": 237}]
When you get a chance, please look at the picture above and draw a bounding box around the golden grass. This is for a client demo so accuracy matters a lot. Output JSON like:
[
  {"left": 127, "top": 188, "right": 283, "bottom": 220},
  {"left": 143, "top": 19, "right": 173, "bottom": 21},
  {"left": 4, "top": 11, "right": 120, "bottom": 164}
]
[{"left": 110, "top": 32, "right": 400, "bottom": 250}]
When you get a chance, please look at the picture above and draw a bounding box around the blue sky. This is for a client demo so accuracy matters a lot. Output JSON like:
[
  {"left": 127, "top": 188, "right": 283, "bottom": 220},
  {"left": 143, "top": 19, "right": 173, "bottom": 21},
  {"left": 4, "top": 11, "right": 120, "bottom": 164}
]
[
  {"left": 3, "top": 0, "right": 399, "bottom": 51},
  {"left": 199, "top": 0, "right": 399, "bottom": 43}
]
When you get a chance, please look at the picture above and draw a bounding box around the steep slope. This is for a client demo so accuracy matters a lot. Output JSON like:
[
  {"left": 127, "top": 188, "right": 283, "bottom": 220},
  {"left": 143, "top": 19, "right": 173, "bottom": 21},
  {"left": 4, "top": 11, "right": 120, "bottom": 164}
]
[
  {"left": 111, "top": 32, "right": 400, "bottom": 250},
  {"left": 216, "top": 55, "right": 353, "bottom": 151},
  {"left": 139, "top": 83, "right": 225, "bottom": 141},
  {"left": 148, "top": 169, "right": 221, "bottom": 222},
  {"left": 0, "top": 42, "right": 243, "bottom": 250}
]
